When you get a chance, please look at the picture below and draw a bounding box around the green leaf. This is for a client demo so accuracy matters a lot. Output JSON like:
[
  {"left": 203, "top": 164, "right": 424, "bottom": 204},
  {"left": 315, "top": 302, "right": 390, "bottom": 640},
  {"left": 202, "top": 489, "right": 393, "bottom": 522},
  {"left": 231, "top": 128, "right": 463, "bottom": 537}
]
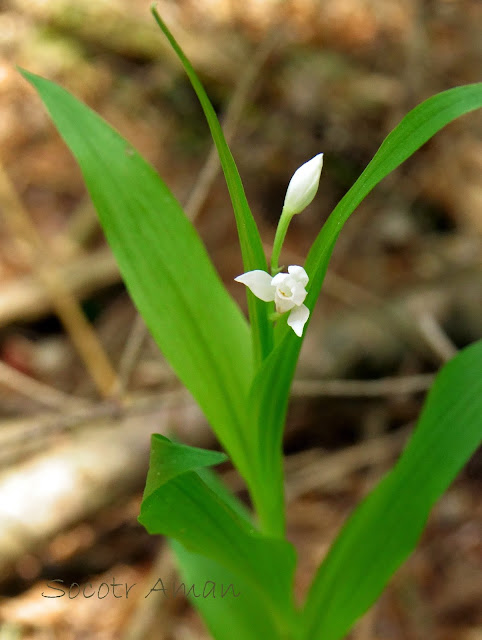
[
  {"left": 248, "top": 84, "right": 482, "bottom": 536},
  {"left": 170, "top": 468, "right": 282, "bottom": 640},
  {"left": 151, "top": 7, "right": 272, "bottom": 364},
  {"left": 301, "top": 340, "right": 482, "bottom": 640},
  {"left": 21, "top": 68, "right": 254, "bottom": 479},
  {"left": 139, "top": 435, "right": 297, "bottom": 636},
  {"left": 171, "top": 545, "right": 283, "bottom": 640}
]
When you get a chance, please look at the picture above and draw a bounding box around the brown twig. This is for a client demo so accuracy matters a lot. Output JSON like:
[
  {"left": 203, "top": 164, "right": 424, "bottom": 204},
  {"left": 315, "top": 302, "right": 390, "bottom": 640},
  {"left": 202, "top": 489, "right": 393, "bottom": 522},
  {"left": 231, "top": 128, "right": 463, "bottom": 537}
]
[
  {"left": 284, "top": 425, "right": 412, "bottom": 502},
  {"left": 414, "top": 310, "right": 458, "bottom": 363},
  {"left": 221, "top": 425, "right": 412, "bottom": 498},
  {"left": 292, "top": 373, "right": 434, "bottom": 398},
  {"left": 0, "top": 248, "right": 119, "bottom": 328},
  {"left": 0, "top": 161, "right": 119, "bottom": 398},
  {"left": 0, "top": 360, "right": 87, "bottom": 411},
  {"left": 0, "top": 389, "right": 189, "bottom": 468}
]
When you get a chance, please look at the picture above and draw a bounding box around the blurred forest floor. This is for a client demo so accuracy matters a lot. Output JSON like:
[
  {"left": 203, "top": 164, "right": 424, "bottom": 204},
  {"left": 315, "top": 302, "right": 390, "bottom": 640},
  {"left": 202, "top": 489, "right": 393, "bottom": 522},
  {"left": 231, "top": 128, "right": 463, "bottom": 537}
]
[{"left": 0, "top": 0, "right": 481, "bottom": 638}]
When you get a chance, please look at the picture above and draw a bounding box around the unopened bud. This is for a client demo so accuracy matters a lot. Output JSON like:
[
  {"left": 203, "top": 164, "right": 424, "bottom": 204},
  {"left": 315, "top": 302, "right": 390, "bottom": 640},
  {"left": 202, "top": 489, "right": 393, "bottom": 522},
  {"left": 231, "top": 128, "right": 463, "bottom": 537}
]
[{"left": 282, "top": 153, "right": 323, "bottom": 216}]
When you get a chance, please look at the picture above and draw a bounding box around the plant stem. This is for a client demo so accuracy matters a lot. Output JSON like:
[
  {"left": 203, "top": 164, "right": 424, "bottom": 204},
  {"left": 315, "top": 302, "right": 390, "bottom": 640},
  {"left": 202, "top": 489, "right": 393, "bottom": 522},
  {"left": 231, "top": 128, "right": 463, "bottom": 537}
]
[
  {"left": 271, "top": 208, "right": 293, "bottom": 274},
  {"left": 251, "top": 464, "right": 286, "bottom": 538}
]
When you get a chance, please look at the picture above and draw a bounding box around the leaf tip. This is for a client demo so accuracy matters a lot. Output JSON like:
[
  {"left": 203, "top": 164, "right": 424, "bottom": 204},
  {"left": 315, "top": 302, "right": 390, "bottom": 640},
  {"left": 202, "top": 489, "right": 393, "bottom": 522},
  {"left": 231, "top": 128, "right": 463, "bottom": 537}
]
[
  {"left": 152, "top": 433, "right": 171, "bottom": 445},
  {"left": 16, "top": 66, "right": 31, "bottom": 81},
  {"left": 16, "top": 67, "right": 45, "bottom": 92},
  {"left": 150, "top": 3, "right": 161, "bottom": 20}
]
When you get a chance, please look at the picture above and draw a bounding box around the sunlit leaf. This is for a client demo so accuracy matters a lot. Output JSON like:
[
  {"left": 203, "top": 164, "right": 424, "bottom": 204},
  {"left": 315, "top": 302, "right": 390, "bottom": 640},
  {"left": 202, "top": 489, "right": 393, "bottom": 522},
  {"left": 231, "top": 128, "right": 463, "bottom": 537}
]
[
  {"left": 170, "top": 468, "right": 282, "bottom": 640},
  {"left": 139, "top": 435, "right": 297, "bottom": 636},
  {"left": 21, "top": 68, "right": 254, "bottom": 478},
  {"left": 302, "top": 340, "right": 482, "bottom": 640}
]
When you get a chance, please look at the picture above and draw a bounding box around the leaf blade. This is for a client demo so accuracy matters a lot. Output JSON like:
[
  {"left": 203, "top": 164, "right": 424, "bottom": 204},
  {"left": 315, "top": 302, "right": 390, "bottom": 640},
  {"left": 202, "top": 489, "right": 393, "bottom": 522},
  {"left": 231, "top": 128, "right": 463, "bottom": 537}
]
[
  {"left": 139, "top": 436, "right": 297, "bottom": 636},
  {"left": 171, "top": 544, "right": 283, "bottom": 640},
  {"left": 170, "top": 468, "right": 282, "bottom": 640},
  {"left": 301, "top": 340, "right": 482, "bottom": 640},
  {"left": 22, "top": 68, "right": 253, "bottom": 476}
]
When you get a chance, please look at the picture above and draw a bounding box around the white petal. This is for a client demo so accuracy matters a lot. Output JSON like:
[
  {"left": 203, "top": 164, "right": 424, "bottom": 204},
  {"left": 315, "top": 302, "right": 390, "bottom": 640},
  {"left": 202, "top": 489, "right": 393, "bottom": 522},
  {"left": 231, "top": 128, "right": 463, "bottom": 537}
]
[
  {"left": 271, "top": 272, "right": 289, "bottom": 287},
  {"left": 288, "top": 265, "right": 309, "bottom": 287},
  {"left": 282, "top": 153, "right": 323, "bottom": 216},
  {"left": 287, "top": 304, "right": 310, "bottom": 337},
  {"left": 234, "top": 270, "right": 275, "bottom": 302},
  {"left": 291, "top": 284, "right": 307, "bottom": 306}
]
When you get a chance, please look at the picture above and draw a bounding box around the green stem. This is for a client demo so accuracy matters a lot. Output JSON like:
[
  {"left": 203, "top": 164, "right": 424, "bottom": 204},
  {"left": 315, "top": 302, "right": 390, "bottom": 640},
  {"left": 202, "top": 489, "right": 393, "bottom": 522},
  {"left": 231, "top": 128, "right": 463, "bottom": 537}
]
[
  {"left": 271, "top": 208, "right": 293, "bottom": 274},
  {"left": 248, "top": 443, "right": 287, "bottom": 538},
  {"left": 251, "top": 476, "right": 286, "bottom": 538}
]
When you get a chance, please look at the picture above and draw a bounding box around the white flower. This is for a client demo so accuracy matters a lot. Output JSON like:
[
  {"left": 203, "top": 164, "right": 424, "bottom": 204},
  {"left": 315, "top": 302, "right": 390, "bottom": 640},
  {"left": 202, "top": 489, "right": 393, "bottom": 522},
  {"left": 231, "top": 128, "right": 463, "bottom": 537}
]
[
  {"left": 235, "top": 265, "right": 310, "bottom": 337},
  {"left": 282, "top": 153, "right": 323, "bottom": 216}
]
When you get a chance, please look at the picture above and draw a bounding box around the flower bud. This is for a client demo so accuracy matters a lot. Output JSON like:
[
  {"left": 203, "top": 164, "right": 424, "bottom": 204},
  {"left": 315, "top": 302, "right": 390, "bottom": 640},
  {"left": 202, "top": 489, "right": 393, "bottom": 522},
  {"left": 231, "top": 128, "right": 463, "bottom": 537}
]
[{"left": 282, "top": 153, "right": 323, "bottom": 216}]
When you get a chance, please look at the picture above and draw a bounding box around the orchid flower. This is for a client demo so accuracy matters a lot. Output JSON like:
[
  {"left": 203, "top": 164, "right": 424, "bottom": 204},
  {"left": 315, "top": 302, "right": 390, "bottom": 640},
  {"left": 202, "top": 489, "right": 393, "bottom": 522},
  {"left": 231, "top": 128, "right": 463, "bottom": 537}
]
[
  {"left": 271, "top": 153, "right": 323, "bottom": 273},
  {"left": 235, "top": 265, "right": 310, "bottom": 337},
  {"left": 236, "top": 155, "right": 321, "bottom": 337}
]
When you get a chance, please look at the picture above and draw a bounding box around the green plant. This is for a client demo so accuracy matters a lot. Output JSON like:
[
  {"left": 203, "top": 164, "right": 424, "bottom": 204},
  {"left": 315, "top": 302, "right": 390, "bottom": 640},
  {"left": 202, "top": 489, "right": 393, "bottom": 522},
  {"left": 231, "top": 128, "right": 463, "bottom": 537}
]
[{"left": 20, "top": 8, "right": 482, "bottom": 639}]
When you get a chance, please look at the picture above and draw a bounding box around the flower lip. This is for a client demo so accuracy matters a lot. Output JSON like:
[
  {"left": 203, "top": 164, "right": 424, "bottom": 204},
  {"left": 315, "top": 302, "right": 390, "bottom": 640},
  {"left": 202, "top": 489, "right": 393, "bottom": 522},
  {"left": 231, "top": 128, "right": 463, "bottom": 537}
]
[{"left": 272, "top": 272, "right": 307, "bottom": 313}]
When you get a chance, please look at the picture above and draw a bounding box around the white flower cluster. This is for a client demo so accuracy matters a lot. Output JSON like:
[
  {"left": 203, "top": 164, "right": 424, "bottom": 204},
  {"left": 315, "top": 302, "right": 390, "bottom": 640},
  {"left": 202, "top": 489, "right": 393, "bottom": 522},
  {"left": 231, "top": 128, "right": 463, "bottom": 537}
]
[{"left": 235, "top": 266, "right": 309, "bottom": 337}]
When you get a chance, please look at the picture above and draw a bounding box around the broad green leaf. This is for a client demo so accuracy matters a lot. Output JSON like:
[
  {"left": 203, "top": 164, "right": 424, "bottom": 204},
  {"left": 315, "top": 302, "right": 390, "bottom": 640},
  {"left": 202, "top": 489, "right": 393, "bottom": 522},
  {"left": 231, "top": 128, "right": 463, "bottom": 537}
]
[
  {"left": 170, "top": 468, "right": 282, "bottom": 640},
  {"left": 302, "top": 340, "right": 482, "bottom": 640},
  {"left": 139, "top": 435, "right": 297, "bottom": 636},
  {"left": 248, "top": 84, "right": 482, "bottom": 536},
  {"left": 151, "top": 7, "right": 272, "bottom": 364},
  {"left": 171, "top": 545, "right": 283, "bottom": 640},
  {"left": 21, "top": 69, "right": 254, "bottom": 479}
]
